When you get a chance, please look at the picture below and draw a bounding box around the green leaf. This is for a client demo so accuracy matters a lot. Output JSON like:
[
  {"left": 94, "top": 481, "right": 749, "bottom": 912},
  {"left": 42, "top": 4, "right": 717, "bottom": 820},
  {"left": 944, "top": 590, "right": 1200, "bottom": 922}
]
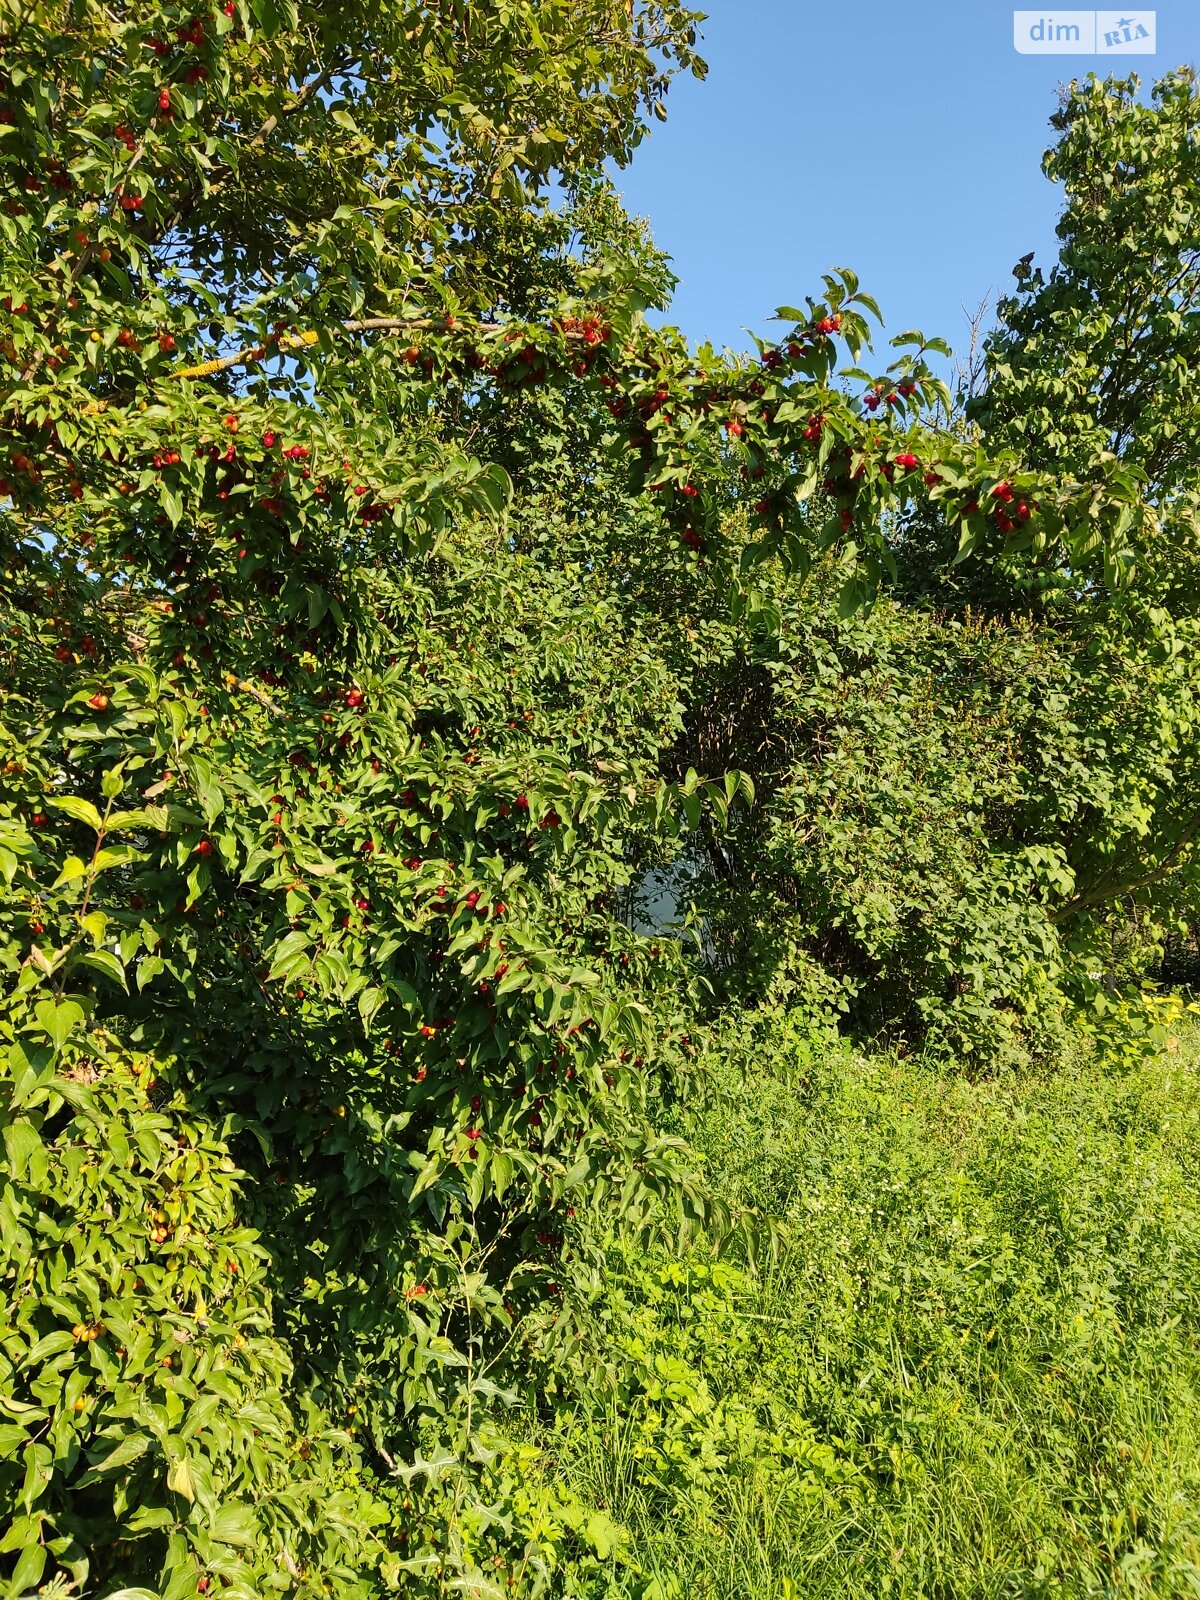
[
  {"left": 32, "top": 1000, "right": 84, "bottom": 1052},
  {"left": 208, "top": 1500, "right": 257, "bottom": 1546},
  {"left": 18, "top": 1330, "right": 74, "bottom": 1369},
  {"left": 10, "top": 1538, "right": 46, "bottom": 1594},
  {"left": 74, "top": 950, "right": 128, "bottom": 991},
  {"left": 77, "top": 1432, "right": 153, "bottom": 1482},
  {"left": 124, "top": 1509, "right": 176, "bottom": 1534},
  {"left": 185, "top": 756, "right": 224, "bottom": 824},
  {"left": 52, "top": 855, "right": 89, "bottom": 888},
  {"left": 358, "top": 986, "right": 385, "bottom": 1030},
  {"left": 101, "top": 764, "right": 127, "bottom": 799},
  {"left": 93, "top": 845, "right": 142, "bottom": 872},
  {"left": 49, "top": 796, "right": 103, "bottom": 831},
  {"left": 2, "top": 1120, "right": 44, "bottom": 1184},
  {"left": 853, "top": 291, "right": 884, "bottom": 322},
  {"left": 0, "top": 1426, "right": 32, "bottom": 1460},
  {"left": 297, "top": 856, "right": 340, "bottom": 877},
  {"left": 166, "top": 1455, "right": 196, "bottom": 1502},
  {"left": 105, "top": 809, "right": 152, "bottom": 833},
  {"left": 268, "top": 929, "right": 310, "bottom": 979}
]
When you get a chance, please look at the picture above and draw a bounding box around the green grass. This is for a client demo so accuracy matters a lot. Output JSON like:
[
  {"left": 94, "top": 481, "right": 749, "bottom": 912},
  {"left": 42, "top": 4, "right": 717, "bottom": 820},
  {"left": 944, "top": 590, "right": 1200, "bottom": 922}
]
[{"left": 540, "top": 1019, "right": 1200, "bottom": 1600}]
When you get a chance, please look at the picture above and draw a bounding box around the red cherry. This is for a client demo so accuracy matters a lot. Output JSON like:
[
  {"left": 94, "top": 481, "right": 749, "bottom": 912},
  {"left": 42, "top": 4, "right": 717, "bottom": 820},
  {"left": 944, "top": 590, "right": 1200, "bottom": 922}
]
[
  {"left": 345, "top": 688, "right": 364, "bottom": 708},
  {"left": 194, "top": 839, "right": 214, "bottom": 857},
  {"left": 87, "top": 691, "right": 110, "bottom": 711}
]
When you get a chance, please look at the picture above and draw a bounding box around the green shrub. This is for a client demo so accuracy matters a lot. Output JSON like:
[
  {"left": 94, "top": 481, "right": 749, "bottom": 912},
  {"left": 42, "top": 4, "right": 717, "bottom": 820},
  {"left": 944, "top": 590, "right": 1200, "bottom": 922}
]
[{"left": 0, "top": 1023, "right": 398, "bottom": 1597}]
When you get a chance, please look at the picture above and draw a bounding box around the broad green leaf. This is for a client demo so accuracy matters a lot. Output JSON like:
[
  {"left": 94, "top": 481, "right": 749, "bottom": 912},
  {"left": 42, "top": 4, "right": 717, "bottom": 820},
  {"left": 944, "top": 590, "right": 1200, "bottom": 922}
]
[
  {"left": 74, "top": 950, "right": 128, "bottom": 991},
  {"left": 32, "top": 1000, "right": 85, "bottom": 1052},
  {"left": 49, "top": 796, "right": 103, "bottom": 831},
  {"left": 166, "top": 1455, "right": 196, "bottom": 1502},
  {"left": 52, "top": 855, "right": 89, "bottom": 889}
]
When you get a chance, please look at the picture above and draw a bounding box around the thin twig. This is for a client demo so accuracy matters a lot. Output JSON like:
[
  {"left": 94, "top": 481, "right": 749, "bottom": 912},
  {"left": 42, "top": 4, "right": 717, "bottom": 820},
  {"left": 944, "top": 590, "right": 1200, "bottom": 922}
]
[{"left": 170, "top": 316, "right": 586, "bottom": 380}]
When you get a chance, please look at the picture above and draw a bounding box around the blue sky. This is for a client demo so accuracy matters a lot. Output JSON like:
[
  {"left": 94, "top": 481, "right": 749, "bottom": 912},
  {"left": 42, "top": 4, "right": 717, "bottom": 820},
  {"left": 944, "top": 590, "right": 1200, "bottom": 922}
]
[{"left": 612, "top": 2, "right": 1200, "bottom": 363}]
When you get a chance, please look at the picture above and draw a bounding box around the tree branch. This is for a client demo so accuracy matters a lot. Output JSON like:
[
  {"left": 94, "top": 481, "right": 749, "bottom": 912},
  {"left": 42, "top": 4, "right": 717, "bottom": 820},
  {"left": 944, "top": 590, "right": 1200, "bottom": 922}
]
[
  {"left": 170, "top": 315, "right": 587, "bottom": 380},
  {"left": 1050, "top": 808, "right": 1200, "bottom": 923}
]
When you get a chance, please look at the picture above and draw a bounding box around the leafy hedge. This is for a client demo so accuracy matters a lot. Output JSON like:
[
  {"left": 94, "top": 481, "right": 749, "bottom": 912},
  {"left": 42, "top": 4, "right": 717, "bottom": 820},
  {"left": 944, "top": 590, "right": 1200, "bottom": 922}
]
[
  {"left": 0, "top": 1021, "right": 392, "bottom": 1596},
  {"left": 4, "top": 1, "right": 1200, "bottom": 1592}
]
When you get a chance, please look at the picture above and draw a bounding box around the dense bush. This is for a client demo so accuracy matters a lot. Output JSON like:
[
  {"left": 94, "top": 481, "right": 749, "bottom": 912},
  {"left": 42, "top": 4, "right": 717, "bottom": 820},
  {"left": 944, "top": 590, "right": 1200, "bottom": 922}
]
[
  {"left": 3, "top": 1, "right": 1200, "bottom": 1592},
  {"left": 667, "top": 548, "right": 1200, "bottom": 1063},
  {"left": 0, "top": 1022, "right": 394, "bottom": 1596}
]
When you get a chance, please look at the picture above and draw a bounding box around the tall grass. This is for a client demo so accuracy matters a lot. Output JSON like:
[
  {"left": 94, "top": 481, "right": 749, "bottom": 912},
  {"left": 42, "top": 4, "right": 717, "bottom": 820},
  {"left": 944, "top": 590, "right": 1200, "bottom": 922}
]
[{"left": 540, "top": 1020, "right": 1200, "bottom": 1599}]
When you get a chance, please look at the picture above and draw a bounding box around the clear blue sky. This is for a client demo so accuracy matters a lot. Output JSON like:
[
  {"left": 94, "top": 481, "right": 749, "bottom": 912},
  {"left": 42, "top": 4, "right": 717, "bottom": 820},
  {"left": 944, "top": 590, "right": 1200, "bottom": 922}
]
[{"left": 612, "top": 1, "right": 1200, "bottom": 362}]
